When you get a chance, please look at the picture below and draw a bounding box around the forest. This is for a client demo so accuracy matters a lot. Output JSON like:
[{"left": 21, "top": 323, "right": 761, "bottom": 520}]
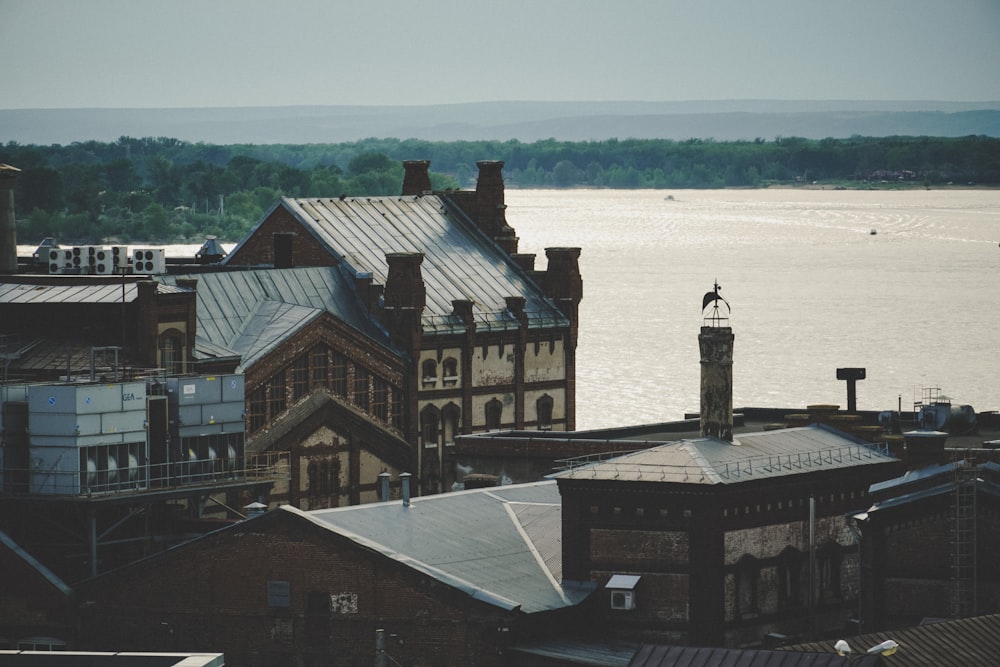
[{"left": 2, "top": 134, "right": 998, "bottom": 244}]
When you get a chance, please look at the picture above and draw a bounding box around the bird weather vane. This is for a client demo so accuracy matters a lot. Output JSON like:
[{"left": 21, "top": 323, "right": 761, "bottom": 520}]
[{"left": 702, "top": 280, "right": 730, "bottom": 326}]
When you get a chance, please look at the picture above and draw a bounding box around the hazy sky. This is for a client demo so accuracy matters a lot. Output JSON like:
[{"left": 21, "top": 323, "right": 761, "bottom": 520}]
[{"left": 3, "top": 0, "right": 999, "bottom": 109}]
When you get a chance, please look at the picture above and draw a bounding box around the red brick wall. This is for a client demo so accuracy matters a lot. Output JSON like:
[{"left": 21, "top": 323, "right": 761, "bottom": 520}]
[
  {"left": 227, "top": 205, "right": 338, "bottom": 268},
  {"left": 76, "top": 509, "right": 516, "bottom": 666}
]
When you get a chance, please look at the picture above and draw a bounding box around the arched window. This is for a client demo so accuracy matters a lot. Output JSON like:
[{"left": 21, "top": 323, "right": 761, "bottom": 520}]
[
  {"left": 442, "top": 357, "right": 459, "bottom": 386},
  {"left": 735, "top": 555, "right": 759, "bottom": 618},
  {"left": 778, "top": 547, "right": 804, "bottom": 610},
  {"left": 422, "top": 359, "right": 438, "bottom": 386},
  {"left": 421, "top": 405, "right": 440, "bottom": 447},
  {"left": 536, "top": 394, "right": 553, "bottom": 430},
  {"left": 159, "top": 330, "right": 183, "bottom": 374},
  {"left": 818, "top": 541, "right": 842, "bottom": 601},
  {"left": 442, "top": 402, "right": 461, "bottom": 445},
  {"left": 485, "top": 398, "right": 503, "bottom": 431}
]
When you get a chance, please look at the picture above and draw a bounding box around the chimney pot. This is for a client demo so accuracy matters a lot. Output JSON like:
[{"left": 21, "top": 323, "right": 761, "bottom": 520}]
[{"left": 400, "top": 472, "right": 411, "bottom": 507}]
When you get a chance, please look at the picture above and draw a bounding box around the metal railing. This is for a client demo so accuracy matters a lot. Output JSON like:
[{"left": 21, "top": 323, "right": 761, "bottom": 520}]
[{"left": 1, "top": 451, "right": 289, "bottom": 498}]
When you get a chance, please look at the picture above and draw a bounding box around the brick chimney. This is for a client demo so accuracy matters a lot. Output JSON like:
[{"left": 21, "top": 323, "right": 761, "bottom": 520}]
[
  {"left": 699, "top": 325, "right": 735, "bottom": 442},
  {"left": 401, "top": 160, "right": 432, "bottom": 195},
  {"left": 382, "top": 252, "right": 425, "bottom": 349},
  {"left": 0, "top": 164, "right": 21, "bottom": 274},
  {"left": 475, "top": 161, "right": 519, "bottom": 254},
  {"left": 541, "top": 248, "right": 583, "bottom": 325}
]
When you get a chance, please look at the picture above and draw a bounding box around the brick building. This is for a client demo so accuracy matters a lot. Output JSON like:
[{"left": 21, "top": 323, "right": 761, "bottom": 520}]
[
  {"left": 853, "top": 457, "right": 1000, "bottom": 629},
  {"left": 553, "top": 424, "right": 903, "bottom": 647},
  {"left": 0, "top": 274, "right": 200, "bottom": 380},
  {"left": 161, "top": 159, "right": 582, "bottom": 506},
  {"left": 76, "top": 481, "right": 591, "bottom": 667}
]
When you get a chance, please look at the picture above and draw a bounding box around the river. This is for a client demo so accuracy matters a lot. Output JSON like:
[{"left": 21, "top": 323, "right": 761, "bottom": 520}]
[
  {"left": 27, "top": 188, "right": 997, "bottom": 431},
  {"left": 506, "top": 188, "right": 1000, "bottom": 430}
]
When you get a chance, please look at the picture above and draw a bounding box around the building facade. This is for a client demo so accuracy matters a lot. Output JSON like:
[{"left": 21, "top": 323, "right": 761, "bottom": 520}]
[{"left": 181, "top": 160, "right": 582, "bottom": 501}]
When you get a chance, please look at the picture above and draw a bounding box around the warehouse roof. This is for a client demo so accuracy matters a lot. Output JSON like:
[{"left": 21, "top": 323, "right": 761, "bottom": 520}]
[
  {"left": 553, "top": 424, "right": 897, "bottom": 484},
  {"left": 301, "top": 480, "right": 593, "bottom": 613},
  {"left": 225, "top": 195, "right": 569, "bottom": 334}
]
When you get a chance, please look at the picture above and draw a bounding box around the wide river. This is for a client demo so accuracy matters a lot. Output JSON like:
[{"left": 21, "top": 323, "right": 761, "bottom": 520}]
[
  {"left": 33, "top": 188, "right": 996, "bottom": 431},
  {"left": 505, "top": 188, "right": 999, "bottom": 430}
]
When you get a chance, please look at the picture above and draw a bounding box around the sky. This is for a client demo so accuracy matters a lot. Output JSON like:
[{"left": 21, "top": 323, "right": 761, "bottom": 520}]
[{"left": 2, "top": 0, "right": 999, "bottom": 109}]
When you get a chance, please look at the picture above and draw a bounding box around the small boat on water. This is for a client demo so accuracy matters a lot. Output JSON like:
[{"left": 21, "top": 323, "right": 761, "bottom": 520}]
[{"left": 870, "top": 229, "right": 877, "bottom": 235}]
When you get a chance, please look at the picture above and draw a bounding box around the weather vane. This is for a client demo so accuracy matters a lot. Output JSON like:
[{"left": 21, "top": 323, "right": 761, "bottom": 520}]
[{"left": 702, "top": 279, "right": 730, "bottom": 326}]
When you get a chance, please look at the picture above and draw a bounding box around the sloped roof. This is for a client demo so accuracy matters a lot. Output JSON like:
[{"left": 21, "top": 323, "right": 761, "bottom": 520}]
[
  {"left": 629, "top": 644, "right": 880, "bottom": 667},
  {"left": 554, "top": 425, "right": 897, "bottom": 485},
  {"left": 159, "top": 267, "right": 398, "bottom": 365},
  {"left": 301, "top": 480, "right": 593, "bottom": 613},
  {"left": 786, "top": 614, "right": 1000, "bottom": 667},
  {"left": 227, "top": 195, "right": 569, "bottom": 333},
  {"left": 0, "top": 278, "right": 141, "bottom": 304}
]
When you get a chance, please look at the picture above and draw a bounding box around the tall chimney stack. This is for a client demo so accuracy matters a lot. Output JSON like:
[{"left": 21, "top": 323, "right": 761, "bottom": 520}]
[
  {"left": 699, "top": 282, "right": 734, "bottom": 441},
  {"left": 0, "top": 164, "right": 21, "bottom": 274},
  {"left": 475, "top": 161, "right": 518, "bottom": 254}
]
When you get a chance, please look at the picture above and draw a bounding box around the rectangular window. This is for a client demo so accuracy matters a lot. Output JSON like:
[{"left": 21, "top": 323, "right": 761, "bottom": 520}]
[
  {"left": 330, "top": 353, "right": 347, "bottom": 396},
  {"left": 268, "top": 580, "right": 290, "bottom": 607},
  {"left": 248, "top": 384, "right": 267, "bottom": 433},
  {"left": 269, "top": 371, "right": 287, "bottom": 418},
  {"left": 391, "top": 388, "right": 403, "bottom": 431},
  {"left": 372, "top": 376, "right": 389, "bottom": 422},
  {"left": 353, "top": 367, "right": 370, "bottom": 411},
  {"left": 292, "top": 355, "right": 309, "bottom": 401},
  {"left": 310, "top": 345, "right": 329, "bottom": 389}
]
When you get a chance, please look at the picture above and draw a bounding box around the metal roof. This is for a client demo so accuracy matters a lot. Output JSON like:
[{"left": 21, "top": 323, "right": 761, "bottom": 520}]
[
  {"left": 0, "top": 279, "right": 140, "bottom": 304},
  {"left": 227, "top": 196, "right": 569, "bottom": 334},
  {"left": 301, "top": 480, "right": 594, "bottom": 613},
  {"left": 786, "top": 614, "right": 1000, "bottom": 667},
  {"left": 554, "top": 425, "right": 897, "bottom": 485},
  {"left": 629, "top": 644, "right": 880, "bottom": 667},
  {"left": 159, "top": 267, "right": 398, "bottom": 365}
]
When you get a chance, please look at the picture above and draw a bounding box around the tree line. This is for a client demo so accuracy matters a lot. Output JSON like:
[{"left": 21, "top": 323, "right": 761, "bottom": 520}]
[{"left": 2, "top": 134, "right": 998, "bottom": 244}]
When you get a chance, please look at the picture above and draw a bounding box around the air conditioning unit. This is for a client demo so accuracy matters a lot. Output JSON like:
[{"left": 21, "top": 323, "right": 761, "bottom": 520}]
[
  {"left": 91, "top": 247, "right": 114, "bottom": 274},
  {"left": 610, "top": 590, "right": 635, "bottom": 610},
  {"left": 132, "top": 248, "right": 166, "bottom": 275},
  {"left": 48, "top": 248, "right": 73, "bottom": 274},
  {"left": 110, "top": 245, "right": 130, "bottom": 272},
  {"left": 71, "top": 245, "right": 97, "bottom": 269}
]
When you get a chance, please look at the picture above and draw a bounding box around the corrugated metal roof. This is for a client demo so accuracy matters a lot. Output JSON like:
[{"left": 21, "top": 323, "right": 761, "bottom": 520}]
[
  {"left": 227, "top": 196, "right": 569, "bottom": 333},
  {"left": 629, "top": 644, "right": 879, "bottom": 667},
  {"left": 509, "top": 639, "right": 640, "bottom": 666},
  {"left": 786, "top": 614, "right": 1000, "bottom": 667},
  {"left": 302, "top": 481, "right": 594, "bottom": 613},
  {"left": 554, "top": 425, "right": 897, "bottom": 484},
  {"left": 0, "top": 280, "right": 140, "bottom": 304},
  {"left": 159, "top": 267, "right": 398, "bottom": 364}
]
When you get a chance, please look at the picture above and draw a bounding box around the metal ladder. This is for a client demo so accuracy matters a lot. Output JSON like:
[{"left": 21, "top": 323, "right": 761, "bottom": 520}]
[{"left": 951, "top": 461, "right": 977, "bottom": 618}]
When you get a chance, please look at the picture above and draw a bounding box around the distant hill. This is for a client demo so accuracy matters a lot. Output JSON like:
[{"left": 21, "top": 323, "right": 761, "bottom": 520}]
[{"left": 2, "top": 100, "right": 999, "bottom": 145}]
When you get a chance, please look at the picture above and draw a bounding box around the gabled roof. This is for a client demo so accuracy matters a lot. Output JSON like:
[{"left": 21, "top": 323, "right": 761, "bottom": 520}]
[
  {"left": 302, "top": 480, "right": 594, "bottom": 613},
  {"left": 227, "top": 195, "right": 569, "bottom": 333},
  {"left": 554, "top": 424, "right": 897, "bottom": 485},
  {"left": 159, "top": 267, "right": 399, "bottom": 365}
]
